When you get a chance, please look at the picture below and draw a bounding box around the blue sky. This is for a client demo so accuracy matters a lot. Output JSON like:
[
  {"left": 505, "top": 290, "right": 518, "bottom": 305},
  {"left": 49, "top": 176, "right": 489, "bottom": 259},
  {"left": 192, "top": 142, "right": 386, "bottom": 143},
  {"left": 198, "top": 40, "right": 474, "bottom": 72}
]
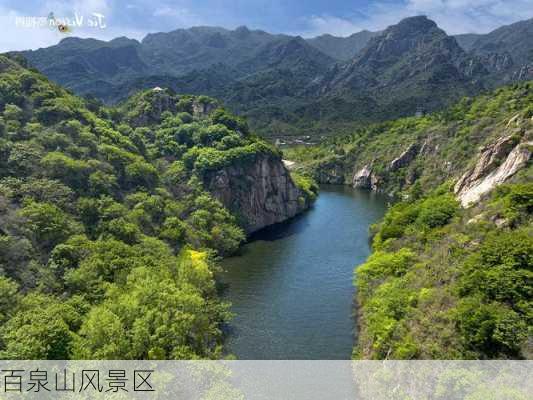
[{"left": 1, "top": 0, "right": 533, "bottom": 51}]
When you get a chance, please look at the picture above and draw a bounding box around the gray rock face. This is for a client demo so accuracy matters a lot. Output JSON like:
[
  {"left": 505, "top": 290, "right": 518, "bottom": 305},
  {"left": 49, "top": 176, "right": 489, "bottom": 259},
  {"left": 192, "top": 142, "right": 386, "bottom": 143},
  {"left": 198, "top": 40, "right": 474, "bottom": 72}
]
[
  {"left": 203, "top": 153, "right": 308, "bottom": 234},
  {"left": 455, "top": 135, "right": 531, "bottom": 207},
  {"left": 315, "top": 160, "right": 346, "bottom": 184},
  {"left": 192, "top": 100, "right": 217, "bottom": 118},
  {"left": 352, "top": 165, "right": 380, "bottom": 190},
  {"left": 389, "top": 143, "right": 419, "bottom": 171}
]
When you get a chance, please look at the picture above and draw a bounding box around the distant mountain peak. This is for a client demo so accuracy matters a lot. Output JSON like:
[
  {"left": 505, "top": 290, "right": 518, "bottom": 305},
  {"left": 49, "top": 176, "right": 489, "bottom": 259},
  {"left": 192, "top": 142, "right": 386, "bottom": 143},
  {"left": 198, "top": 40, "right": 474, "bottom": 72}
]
[
  {"left": 306, "top": 30, "right": 379, "bottom": 61},
  {"left": 356, "top": 15, "right": 451, "bottom": 64},
  {"left": 394, "top": 15, "right": 437, "bottom": 31},
  {"left": 235, "top": 25, "right": 251, "bottom": 34}
]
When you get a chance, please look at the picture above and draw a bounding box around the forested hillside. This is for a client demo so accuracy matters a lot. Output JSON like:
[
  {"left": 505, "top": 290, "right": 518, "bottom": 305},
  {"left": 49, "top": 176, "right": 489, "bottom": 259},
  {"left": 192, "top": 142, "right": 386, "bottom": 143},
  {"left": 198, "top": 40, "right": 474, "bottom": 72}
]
[
  {"left": 286, "top": 82, "right": 532, "bottom": 359},
  {"left": 0, "top": 54, "right": 313, "bottom": 359}
]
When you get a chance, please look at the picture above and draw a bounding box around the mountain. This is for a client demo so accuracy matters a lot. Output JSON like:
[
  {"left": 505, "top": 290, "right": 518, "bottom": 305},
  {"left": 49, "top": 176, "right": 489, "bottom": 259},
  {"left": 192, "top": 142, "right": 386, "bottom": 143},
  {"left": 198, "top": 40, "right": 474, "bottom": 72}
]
[
  {"left": 305, "top": 16, "right": 486, "bottom": 124},
  {"left": 19, "top": 36, "right": 147, "bottom": 95},
  {"left": 17, "top": 26, "right": 336, "bottom": 137},
  {"left": 139, "top": 25, "right": 291, "bottom": 75},
  {"left": 13, "top": 16, "right": 533, "bottom": 139},
  {"left": 466, "top": 18, "right": 533, "bottom": 82},
  {"left": 454, "top": 33, "right": 482, "bottom": 51},
  {"left": 306, "top": 30, "right": 379, "bottom": 60},
  {"left": 18, "top": 26, "right": 317, "bottom": 93},
  {"left": 0, "top": 53, "right": 316, "bottom": 359}
]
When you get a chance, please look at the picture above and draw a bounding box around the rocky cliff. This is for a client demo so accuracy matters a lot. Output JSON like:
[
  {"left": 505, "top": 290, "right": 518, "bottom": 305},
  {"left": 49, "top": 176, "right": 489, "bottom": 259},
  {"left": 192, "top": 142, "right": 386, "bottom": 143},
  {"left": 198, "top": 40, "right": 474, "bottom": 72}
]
[
  {"left": 455, "top": 136, "right": 532, "bottom": 207},
  {"left": 292, "top": 82, "right": 533, "bottom": 207},
  {"left": 203, "top": 153, "right": 311, "bottom": 234}
]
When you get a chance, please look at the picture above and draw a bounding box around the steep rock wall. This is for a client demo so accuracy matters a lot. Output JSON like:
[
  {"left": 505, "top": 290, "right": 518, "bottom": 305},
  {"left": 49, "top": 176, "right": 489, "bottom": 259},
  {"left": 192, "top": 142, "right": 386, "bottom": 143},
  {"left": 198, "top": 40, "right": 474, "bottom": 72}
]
[{"left": 203, "top": 153, "right": 310, "bottom": 234}]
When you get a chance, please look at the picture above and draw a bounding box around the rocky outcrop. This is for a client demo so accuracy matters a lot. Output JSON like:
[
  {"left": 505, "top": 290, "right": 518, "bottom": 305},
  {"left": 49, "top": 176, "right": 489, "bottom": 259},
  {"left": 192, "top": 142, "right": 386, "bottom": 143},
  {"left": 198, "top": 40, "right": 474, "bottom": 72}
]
[
  {"left": 352, "top": 165, "right": 380, "bottom": 191},
  {"left": 203, "top": 153, "right": 309, "bottom": 234},
  {"left": 192, "top": 99, "right": 217, "bottom": 118},
  {"left": 282, "top": 159, "right": 296, "bottom": 170},
  {"left": 389, "top": 143, "right": 419, "bottom": 171},
  {"left": 455, "top": 135, "right": 531, "bottom": 207},
  {"left": 314, "top": 159, "right": 346, "bottom": 184},
  {"left": 128, "top": 89, "right": 177, "bottom": 126}
]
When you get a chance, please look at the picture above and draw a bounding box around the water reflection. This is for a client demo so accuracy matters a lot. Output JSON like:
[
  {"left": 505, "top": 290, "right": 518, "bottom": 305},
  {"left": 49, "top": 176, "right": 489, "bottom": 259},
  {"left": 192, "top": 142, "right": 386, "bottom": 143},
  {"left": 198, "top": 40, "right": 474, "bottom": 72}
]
[{"left": 221, "top": 185, "right": 387, "bottom": 359}]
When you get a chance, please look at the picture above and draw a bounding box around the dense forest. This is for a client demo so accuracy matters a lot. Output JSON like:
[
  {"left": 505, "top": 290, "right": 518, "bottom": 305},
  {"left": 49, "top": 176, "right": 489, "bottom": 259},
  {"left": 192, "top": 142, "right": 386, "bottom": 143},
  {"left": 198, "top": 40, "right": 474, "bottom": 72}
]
[
  {"left": 287, "top": 82, "right": 532, "bottom": 359},
  {"left": 0, "top": 54, "right": 314, "bottom": 359}
]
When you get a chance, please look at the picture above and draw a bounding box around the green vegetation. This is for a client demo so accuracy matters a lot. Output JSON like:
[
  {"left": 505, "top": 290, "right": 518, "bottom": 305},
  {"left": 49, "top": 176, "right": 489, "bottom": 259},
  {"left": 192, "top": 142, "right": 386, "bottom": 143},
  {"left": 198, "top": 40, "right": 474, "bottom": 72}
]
[
  {"left": 355, "top": 183, "right": 532, "bottom": 359},
  {"left": 291, "top": 172, "right": 319, "bottom": 207},
  {"left": 286, "top": 81, "right": 532, "bottom": 360},
  {"left": 22, "top": 16, "right": 529, "bottom": 139},
  {"left": 0, "top": 54, "right": 306, "bottom": 359},
  {"left": 287, "top": 81, "right": 533, "bottom": 195}
]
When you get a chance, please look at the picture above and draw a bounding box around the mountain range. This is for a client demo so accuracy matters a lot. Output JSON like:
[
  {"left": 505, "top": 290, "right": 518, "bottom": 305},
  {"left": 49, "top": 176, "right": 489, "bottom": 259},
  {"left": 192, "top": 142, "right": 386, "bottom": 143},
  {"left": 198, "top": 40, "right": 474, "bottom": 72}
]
[{"left": 14, "top": 16, "right": 533, "bottom": 138}]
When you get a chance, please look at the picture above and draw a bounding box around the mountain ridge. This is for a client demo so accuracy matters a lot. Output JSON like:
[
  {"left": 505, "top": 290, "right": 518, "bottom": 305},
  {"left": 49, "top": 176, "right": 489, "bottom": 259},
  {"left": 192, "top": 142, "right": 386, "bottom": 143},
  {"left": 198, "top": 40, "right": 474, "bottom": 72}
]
[{"left": 13, "top": 16, "right": 533, "bottom": 138}]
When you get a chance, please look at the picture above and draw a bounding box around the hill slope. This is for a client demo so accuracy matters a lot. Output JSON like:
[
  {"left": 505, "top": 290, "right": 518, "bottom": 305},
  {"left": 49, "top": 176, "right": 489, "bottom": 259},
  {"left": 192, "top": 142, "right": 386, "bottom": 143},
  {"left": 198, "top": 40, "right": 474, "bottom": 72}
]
[
  {"left": 307, "top": 16, "right": 486, "bottom": 123},
  {"left": 0, "top": 54, "right": 315, "bottom": 359},
  {"left": 467, "top": 18, "right": 533, "bottom": 82},
  {"left": 306, "top": 30, "right": 379, "bottom": 61},
  {"left": 286, "top": 81, "right": 533, "bottom": 359}
]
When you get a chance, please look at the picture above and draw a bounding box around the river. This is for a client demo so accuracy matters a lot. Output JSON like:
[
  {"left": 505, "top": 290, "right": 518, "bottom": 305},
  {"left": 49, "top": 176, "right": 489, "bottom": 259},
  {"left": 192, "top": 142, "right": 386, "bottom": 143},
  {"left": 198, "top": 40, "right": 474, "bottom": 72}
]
[{"left": 220, "top": 185, "right": 388, "bottom": 359}]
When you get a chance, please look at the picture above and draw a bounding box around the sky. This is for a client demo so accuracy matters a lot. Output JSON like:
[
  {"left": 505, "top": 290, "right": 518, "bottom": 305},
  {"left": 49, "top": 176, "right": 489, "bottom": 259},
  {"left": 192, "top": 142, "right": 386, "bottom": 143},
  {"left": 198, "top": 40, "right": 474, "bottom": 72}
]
[{"left": 1, "top": 0, "right": 533, "bottom": 52}]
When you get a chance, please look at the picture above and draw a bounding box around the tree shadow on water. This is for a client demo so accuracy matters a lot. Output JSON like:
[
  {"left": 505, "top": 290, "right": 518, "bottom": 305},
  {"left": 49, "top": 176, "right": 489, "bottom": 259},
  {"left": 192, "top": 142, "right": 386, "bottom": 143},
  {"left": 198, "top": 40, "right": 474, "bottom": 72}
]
[{"left": 248, "top": 212, "right": 311, "bottom": 242}]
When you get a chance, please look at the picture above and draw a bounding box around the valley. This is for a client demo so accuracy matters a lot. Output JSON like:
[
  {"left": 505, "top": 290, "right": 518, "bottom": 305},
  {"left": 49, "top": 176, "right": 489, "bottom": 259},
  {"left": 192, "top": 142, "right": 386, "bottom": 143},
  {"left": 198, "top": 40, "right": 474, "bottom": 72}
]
[{"left": 0, "top": 12, "right": 531, "bottom": 362}]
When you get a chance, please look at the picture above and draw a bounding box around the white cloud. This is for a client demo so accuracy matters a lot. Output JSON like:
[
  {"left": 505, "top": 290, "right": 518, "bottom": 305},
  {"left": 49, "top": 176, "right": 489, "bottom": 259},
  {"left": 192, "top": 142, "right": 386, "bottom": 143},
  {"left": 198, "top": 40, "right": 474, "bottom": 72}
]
[
  {"left": 0, "top": 6, "right": 61, "bottom": 52},
  {"left": 300, "top": 0, "right": 533, "bottom": 38}
]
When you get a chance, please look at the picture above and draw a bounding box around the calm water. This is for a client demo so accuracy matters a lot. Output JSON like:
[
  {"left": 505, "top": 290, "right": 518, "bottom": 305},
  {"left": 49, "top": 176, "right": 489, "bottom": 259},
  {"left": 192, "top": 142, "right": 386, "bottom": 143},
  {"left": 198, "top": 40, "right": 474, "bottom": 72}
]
[{"left": 220, "top": 185, "right": 388, "bottom": 359}]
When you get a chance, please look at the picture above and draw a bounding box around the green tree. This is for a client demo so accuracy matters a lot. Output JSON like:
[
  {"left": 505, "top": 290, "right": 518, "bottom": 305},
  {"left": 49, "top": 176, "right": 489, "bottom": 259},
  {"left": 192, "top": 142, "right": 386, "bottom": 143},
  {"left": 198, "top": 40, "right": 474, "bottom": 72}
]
[{"left": 19, "top": 201, "right": 81, "bottom": 251}]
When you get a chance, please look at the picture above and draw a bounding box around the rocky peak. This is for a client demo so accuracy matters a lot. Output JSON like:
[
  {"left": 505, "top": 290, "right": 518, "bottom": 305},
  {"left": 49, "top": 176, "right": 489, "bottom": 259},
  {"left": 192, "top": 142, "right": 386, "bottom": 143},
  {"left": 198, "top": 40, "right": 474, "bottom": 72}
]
[
  {"left": 239, "top": 35, "right": 335, "bottom": 75},
  {"left": 356, "top": 16, "right": 447, "bottom": 65},
  {"left": 320, "top": 15, "right": 479, "bottom": 97},
  {"left": 393, "top": 15, "right": 437, "bottom": 33},
  {"left": 124, "top": 88, "right": 177, "bottom": 126},
  {"left": 192, "top": 99, "right": 218, "bottom": 118},
  {"left": 234, "top": 25, "right": 251, "bottom": 38}
]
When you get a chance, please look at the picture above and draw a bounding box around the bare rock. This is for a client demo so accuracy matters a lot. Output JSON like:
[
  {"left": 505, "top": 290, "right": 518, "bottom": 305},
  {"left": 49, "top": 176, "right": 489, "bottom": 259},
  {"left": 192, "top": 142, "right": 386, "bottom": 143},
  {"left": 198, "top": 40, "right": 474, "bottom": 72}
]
[
  {"left": 203, "top": 153, "right": 309, "bottom": 234},
  {"left": 353, "top": 165, "right": 380, "bottom": 190},
  {"left": 192, "top": 100, "right": 217, "bottom": 118},
  {"left": 389, "top": 143, "right": 419, "bottom": 171},
  {"left": 282, "top": 159, "right": 296, "bottom": 170},
  {"left": 315, "top": 160, "right": 346, "bottom": 184},
  {"left": 455, "top": 136, "right": 531, "bottom": 207}
]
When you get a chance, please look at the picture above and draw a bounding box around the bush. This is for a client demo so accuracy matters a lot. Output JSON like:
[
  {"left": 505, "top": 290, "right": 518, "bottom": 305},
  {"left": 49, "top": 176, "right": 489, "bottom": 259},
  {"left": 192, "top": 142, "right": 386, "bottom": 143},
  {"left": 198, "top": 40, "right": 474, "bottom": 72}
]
[
  {"left": 41, "top": 152, "right": 91, "bottom": 190},
  {"left": 415, "top": 194, "right": 458, "bottom": 229},
  {"left": 453, "top": 298, "right": 528, "bottom": 357},
  {"left": 19, "top": 201, "right": 81, "bottom": 251},
  {"left": 291, "top": 172, "right": 318, "bottom": 203},
  {"left": 356, "top": 249, "right": 415, "bottom": 301},
  {"left": 125, "top": 160, "right": 158, "bottom": 189}
]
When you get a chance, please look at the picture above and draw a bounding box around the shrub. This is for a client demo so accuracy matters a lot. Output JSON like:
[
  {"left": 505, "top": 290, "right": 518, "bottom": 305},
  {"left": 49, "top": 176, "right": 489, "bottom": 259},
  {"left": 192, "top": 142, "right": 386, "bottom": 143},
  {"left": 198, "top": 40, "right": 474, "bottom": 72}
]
[
  {"left": 19, "top": 201, "right": 81, "bottom": 251},
  {"left": 415, "top": 194, "right": 459, "bottom": 229}
]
